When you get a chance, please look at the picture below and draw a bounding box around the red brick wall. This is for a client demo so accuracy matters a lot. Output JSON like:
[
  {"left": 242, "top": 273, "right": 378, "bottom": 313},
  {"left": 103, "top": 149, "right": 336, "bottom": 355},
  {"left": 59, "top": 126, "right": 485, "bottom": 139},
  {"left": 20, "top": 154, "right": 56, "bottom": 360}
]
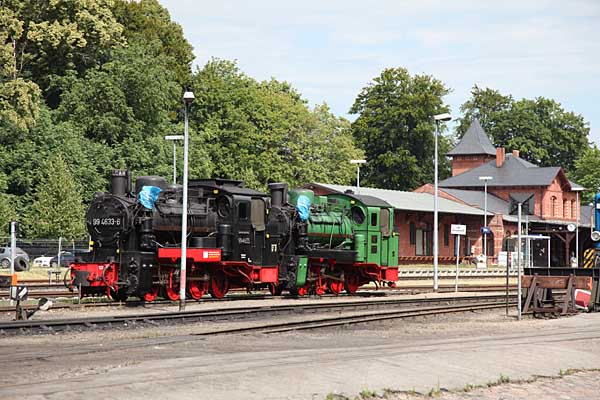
[{"left": 451, "top": 155, "right": 495, "bottom": 176}]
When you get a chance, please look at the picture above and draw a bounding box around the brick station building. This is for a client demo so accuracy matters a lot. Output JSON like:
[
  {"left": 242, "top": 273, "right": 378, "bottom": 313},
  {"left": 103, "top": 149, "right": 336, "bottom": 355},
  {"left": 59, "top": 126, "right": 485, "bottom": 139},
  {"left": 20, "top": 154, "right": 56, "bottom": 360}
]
[
  {"left": 308, "top": 119, "right": 592, "bottom": 267},
  {"left": 416, "top": 119, "right": 592, "bottom": 267}
]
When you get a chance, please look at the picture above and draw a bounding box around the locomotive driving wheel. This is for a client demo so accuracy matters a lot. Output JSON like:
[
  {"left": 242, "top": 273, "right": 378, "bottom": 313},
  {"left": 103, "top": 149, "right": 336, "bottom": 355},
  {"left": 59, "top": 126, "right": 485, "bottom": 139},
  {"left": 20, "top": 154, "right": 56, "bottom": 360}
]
[
  {"left": 188, "top": 280, "right": 208, "bottom": 300},
  {"left": 344, "top": 275, "right": 361, "bottom": 294},
  {"left": 209, "top": 273, "right": 229, "bottom": 299},
  {"left": 328, "top": 280, "right": 344, "bottom": 295},
  {"left": 165, "top": 283, "right": 180, "bottom": 301},
  {"left": 268, "top": 283, "right": 283, "bottom": 296},
  {"left": 141, "top": 286, "right": 160, "bottom": 302},
  {"left": 290, "top": 286, "right": 308, "bottom": 296},
  {"left": 109, "top": 288, "right": 128, "bottom": 302}
]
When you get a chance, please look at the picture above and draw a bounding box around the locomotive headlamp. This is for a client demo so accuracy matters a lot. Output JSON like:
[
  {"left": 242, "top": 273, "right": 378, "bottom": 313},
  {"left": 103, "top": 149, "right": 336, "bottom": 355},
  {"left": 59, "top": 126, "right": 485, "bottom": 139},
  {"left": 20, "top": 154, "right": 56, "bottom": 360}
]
[
  {"left": 350, "top": 200, "right": 355, "bottom": 205},
  {"left": 592, "top": 231, "right": 600, "bottom": 241},
  {"left": 213, "top": 189, "right": 219, "bottom": 194}
]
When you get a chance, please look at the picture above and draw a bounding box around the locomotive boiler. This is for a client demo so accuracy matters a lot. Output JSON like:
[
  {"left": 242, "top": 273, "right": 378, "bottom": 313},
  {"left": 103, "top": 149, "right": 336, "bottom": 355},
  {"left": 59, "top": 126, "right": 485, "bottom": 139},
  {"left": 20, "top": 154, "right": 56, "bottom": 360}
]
[{"left": 68, "top": 170, "right": 399, "bottom": 301}]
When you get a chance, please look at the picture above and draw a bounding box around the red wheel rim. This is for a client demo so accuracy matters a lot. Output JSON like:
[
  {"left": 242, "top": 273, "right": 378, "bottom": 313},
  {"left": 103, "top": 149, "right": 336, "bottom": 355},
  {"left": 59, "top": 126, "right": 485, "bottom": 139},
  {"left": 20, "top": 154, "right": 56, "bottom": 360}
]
[
  {"left": 328, "top": 280, "right": 344, "bottom": 295},
  {"left": 165, "top": 284, "right": 180, "bottom": 301},
  {"left": 210, "top": 274, "right": 229, "bottom": 299},
  {"left": 188, "top": 281, "right": 207, "bottom": 300},
  {"left": 345, "top": 276, "right": 360, "bottom": 294},
  {"left": 142, "top": 286, "right": 159, "bottom": 302},
  {"left": 297, "top": 286, "right": 308, "bottom": 296}
]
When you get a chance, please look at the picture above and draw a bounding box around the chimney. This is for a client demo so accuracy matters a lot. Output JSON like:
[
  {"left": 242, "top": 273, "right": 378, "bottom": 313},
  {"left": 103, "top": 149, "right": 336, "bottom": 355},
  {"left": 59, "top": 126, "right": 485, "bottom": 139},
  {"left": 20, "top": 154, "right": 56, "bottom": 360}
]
[
  {"left": 512, "top": 149, "right": 520, "bottom": 158},
  {"left": 496, "top": 147, "right": 505, "bottom": 168}
]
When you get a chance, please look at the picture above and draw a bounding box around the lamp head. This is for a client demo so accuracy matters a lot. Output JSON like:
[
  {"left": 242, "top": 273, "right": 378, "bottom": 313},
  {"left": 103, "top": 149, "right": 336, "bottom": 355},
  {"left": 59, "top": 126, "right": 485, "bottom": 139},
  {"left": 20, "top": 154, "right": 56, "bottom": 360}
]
[
  {"left": 183, "top": 91, "right": 195, "bottom": 104},
  {"left": 350, "top": 159, "right": 367, "bottom": 164},
  {"left": 433, "top": 113, "right": 451, "bottom": 122}
]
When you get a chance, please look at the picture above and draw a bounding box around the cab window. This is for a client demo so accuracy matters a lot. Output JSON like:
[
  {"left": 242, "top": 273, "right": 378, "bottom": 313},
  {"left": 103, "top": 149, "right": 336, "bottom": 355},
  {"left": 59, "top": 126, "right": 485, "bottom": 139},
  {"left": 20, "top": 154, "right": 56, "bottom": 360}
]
[
  {"left": 380, "top": 208, "right": 390, "bottom": 237},
  {"left": 251, "top": 198, "right": 265, "bottom": 231},
  {"left": 238, "top": 202, "right": 249, "bottom": 220}
]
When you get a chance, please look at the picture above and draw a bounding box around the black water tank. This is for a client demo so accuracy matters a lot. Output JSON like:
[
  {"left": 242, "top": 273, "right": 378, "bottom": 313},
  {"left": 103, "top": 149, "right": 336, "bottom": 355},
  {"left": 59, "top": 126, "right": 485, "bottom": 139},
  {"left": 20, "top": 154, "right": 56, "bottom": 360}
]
[
  {"left": 268, "top": 183, "right": 288, "bottom": 207},
  {"left": 135, "top": 176, "right": 168, "bottom": 194}
]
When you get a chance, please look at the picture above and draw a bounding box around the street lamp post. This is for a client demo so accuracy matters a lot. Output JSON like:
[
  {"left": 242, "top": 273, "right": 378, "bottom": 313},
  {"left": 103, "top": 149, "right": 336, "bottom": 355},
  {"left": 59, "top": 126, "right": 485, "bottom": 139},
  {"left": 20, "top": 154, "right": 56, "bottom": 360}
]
[
  {"left": 350, "top": 159, "right": 366, "bottom": 194},
  {"left": 433, "top": 113, "right": 451, "bottom": 291},
  {"left": 573, "top": 187, "right": 584, "bottom": 267},
  {"left": 179, "top": 90, "right": 195, "bottom": 311},
  {"left": 479, "top": 176, "right": 493, "bottom": 268},
  {"left": 165, "top": 135, "right": 184, "bottom": 184}
]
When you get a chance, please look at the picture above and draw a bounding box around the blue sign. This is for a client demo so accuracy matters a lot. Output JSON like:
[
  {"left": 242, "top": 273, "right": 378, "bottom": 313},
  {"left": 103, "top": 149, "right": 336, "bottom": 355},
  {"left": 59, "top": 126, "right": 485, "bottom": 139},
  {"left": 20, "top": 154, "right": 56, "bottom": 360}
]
[{"left": 480, "top": 226, "right": 491, "bottom": 234}]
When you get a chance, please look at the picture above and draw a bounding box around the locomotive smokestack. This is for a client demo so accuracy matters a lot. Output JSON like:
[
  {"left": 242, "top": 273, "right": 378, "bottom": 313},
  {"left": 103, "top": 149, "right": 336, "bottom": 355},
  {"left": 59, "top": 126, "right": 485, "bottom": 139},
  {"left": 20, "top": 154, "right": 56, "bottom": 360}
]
[
  {"left": 111, "top": 170, "right": 128, "bottom": 196},
  {"left": 268, "top": 183, "right": 288, "bottom": 207}
]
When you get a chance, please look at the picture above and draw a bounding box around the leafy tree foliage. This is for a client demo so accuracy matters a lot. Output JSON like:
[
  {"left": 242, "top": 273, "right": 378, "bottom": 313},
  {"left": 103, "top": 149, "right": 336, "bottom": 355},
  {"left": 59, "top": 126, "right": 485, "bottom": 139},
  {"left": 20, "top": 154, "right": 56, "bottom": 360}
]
[
  {"left": 349, "top": 67, "right": 452, "bottom": 190},
  {"left": 456, "top": 85, "right": 590, "bottom": 173},
  {"left": 1, "top": 0, "right": 125, "bottom": 99},
  {"left": 112, "top": 0, "right": 194, "bottom": 85},
  {"left": 26, "top": 155, "right": 86, "bottom": 239},
  {"left": 192, "top": 59, "right": 361, "bottom": 190},
  {"left": 571, "top": 145, "right": 600, "bottom": 204}
]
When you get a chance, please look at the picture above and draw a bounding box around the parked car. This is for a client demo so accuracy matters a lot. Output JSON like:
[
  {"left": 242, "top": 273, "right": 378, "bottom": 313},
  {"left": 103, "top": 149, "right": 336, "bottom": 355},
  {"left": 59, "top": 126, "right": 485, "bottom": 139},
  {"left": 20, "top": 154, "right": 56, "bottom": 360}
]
[
  {"left": 0, "top": 246, "right": 30, "bottom": 271},
  {"left": 33, "top": 255, "right": 54, "bottom": 268},
  {"left": 50, "top": 250, "right": 88, "bottom": 268}
]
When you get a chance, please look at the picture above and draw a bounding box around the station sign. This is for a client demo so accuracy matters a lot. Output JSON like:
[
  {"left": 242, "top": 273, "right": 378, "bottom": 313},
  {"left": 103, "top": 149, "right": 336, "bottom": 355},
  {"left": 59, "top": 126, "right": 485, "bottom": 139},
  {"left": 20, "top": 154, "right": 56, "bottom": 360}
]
[{"left": 451, "top": 224, "right": 466, "bottom": 235}]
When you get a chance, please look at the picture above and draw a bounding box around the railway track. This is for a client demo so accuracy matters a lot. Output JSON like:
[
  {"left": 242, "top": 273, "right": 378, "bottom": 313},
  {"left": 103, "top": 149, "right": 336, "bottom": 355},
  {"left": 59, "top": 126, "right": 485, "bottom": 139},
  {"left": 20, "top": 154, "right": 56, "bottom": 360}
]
[{"left": 0, "top": 294, "right": 516, "bottom": 336}]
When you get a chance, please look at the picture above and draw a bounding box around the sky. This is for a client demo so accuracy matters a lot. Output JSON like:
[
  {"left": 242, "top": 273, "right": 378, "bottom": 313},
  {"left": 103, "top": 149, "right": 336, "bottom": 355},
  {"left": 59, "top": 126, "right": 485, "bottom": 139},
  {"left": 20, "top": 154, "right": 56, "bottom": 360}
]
[{"left": 159, "top": 0, "right": 600, "bottom": 144}]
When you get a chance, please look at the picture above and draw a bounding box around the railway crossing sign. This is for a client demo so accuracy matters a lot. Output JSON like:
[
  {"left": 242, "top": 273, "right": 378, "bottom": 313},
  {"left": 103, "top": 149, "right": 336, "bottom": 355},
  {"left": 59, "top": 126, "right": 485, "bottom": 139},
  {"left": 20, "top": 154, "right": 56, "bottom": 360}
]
[{"left": 583, "top": 248, "right": 595, "bottom": 269}]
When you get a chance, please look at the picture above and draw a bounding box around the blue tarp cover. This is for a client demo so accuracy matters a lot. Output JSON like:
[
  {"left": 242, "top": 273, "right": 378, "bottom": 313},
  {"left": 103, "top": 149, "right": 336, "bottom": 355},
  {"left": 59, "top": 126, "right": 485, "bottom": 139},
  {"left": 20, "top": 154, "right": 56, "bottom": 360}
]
[
  {"left": 296, "top": 194, "right": 311, "bottom": 222},
  {"left": 138, "top": 186, "right": 162, "bottom": 209}
]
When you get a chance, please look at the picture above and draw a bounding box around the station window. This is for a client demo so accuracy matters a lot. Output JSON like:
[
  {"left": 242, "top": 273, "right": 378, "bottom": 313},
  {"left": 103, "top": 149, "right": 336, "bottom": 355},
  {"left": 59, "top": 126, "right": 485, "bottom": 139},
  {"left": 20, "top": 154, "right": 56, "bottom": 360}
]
[
  {"left": 409, "top": 222, "right": 416, "bottom": 245},
  {"left": 443, "top": 224, "right": 449, "bottom": 247}
]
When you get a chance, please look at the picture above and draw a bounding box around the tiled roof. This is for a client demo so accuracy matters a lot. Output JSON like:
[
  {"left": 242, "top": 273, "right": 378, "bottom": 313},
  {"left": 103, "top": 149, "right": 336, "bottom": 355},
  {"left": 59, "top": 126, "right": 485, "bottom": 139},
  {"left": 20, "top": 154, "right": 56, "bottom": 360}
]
[
  {"left": 308, "top": 183, "right": 488, "bottom": 216},
  {"left": 439, "top": 155, "right": 563, "bottom": 188},
  {"left": 441, "top": 188, "right": 508, "bottom": 214},
  {"left": 447, "top": 119, "right": 497, "bottom": 156}
]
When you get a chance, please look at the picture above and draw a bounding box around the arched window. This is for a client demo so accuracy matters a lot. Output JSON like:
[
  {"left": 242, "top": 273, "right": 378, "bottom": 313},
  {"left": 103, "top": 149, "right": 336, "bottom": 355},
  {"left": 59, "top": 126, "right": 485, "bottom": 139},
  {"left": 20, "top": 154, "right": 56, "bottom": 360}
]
[
  {"left": 563, "top": 199, "right": 569, "bottom": 219},
  {"left": 551, "top": 196, "right": 557, "bottom": 217}
]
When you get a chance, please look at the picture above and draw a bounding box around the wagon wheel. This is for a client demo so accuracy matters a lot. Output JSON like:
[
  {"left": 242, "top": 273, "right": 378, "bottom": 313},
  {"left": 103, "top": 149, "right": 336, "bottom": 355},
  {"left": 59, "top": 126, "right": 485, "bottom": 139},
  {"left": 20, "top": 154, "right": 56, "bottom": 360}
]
[
  {"left": 328, "top": 280, "right": 344, "bottom": 295},
  {"left": 209, "top": 273, "right": 229, "bottom": 299},
  {"left": 268, "top": 283, "right": 283, "bottom": 296},
  {"left": 188, "top": 281, "right": 208, "bottom": 300},
  {"left": 344, "top": 275, "right": 361, "bottom": 294},
  {"left": 141, "top": 286, "right": 160, "bottom": 302}
]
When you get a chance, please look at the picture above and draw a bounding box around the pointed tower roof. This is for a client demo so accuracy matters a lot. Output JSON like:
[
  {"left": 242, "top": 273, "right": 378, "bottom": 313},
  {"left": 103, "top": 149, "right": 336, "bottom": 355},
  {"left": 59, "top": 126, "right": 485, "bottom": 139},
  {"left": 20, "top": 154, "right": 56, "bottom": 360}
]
[{"left": 447, "top": 119, "right": 496, "bottom": 156}]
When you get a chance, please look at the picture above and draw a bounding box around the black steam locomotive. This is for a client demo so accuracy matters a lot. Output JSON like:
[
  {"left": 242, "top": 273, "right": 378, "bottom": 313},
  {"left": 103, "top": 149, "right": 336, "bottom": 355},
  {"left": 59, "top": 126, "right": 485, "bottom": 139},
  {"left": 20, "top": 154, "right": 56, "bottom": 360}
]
[{"left": 68, "top": 170, "right": 399, "bottom": 301}]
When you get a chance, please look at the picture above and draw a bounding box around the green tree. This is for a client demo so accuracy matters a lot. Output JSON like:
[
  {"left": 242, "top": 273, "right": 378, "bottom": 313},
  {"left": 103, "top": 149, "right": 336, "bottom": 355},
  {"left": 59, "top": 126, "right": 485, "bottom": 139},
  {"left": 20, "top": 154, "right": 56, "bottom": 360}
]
[
  {"left": 26, "top": 155, "right": 86, "bottom": 239},
  {"left": 349, "top": 67, "right": 452, "bottom": 190},
  {"left": 191, "top": 59, "right": 360, "bottom": 190},
  {"left": 1, "top": 0, "right": 125, "bottom": 99},
  {"left": 571, "top": 145, "right": 600, "bottom": 204},
  {"left": 112, "top": 0, "right": 194, "bottom": 85},
  {"left": 457, "top": 86, "right": 590, "bottom": 172}
]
